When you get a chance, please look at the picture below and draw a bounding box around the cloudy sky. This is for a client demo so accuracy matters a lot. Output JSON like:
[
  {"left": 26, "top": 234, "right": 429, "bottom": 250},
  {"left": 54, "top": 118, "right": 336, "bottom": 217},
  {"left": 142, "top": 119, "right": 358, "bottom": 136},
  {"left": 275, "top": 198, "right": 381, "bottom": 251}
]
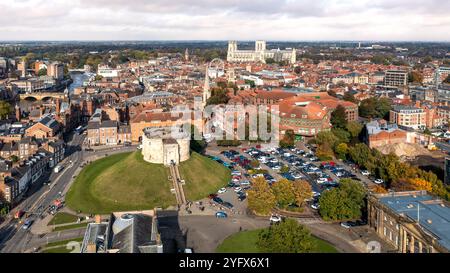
[{"left": 1, "top": 0, "right": 449, "bottom": 41}]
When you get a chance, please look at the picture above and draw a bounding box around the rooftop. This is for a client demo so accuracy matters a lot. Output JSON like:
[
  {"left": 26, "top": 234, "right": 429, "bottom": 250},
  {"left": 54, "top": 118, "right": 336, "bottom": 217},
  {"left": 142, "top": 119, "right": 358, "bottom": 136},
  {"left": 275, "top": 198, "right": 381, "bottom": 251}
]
[{"left": 377, "top": 191, "right": 450, "bottom": 252}]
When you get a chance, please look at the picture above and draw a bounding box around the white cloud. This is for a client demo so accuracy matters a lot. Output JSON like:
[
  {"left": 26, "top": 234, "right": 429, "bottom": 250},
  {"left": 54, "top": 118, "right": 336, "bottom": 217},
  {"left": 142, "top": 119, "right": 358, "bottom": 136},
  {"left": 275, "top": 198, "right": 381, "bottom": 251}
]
[{"left": 0, "top": 0, "right": 448, "bottom": 41}]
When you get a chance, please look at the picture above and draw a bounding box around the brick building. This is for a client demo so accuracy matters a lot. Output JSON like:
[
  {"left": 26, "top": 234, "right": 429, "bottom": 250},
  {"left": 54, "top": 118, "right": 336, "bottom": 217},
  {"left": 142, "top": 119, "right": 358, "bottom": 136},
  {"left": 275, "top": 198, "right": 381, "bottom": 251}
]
[{"left": 366, "top": 120, "right": 407, "bottom": 149}]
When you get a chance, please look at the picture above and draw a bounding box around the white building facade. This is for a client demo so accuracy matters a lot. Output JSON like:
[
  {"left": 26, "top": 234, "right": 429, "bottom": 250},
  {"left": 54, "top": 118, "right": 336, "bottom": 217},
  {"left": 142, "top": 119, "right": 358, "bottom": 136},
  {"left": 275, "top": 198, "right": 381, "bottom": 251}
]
[{"left": 227, "top": 41, "right": 296, "bottom": 64}]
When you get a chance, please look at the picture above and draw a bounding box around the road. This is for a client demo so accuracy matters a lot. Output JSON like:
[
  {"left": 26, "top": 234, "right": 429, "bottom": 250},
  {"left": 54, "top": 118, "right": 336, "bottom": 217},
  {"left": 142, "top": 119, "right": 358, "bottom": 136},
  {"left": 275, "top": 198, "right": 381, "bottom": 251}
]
[{"left": 0, "top": 133, "right": 137, "bottom": 253}]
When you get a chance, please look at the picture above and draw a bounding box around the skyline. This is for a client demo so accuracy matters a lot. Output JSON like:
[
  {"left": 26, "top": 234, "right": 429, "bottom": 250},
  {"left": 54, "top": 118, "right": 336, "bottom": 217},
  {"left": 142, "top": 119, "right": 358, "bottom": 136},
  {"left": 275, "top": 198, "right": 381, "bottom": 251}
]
[{"left": 1, "top": 0, "right": 449, "bottom": 41}]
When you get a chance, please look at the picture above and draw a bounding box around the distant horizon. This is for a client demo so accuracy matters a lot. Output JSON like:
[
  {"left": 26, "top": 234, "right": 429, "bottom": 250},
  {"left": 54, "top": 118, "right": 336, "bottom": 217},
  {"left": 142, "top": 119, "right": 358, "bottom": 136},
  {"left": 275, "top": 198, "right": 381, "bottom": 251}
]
[
  {"left": 1, "top": 40, "right": 450, "bottom": 44},
  {"left": 1, "top": 1, "right": 449, "bottom": 42}
]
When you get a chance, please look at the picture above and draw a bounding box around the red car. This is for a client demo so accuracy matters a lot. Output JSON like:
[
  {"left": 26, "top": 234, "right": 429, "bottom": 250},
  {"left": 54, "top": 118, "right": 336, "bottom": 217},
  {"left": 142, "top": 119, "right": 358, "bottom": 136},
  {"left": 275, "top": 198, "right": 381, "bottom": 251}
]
[{"left": 15, "top": 210, "right": 25, "bottom": 219}]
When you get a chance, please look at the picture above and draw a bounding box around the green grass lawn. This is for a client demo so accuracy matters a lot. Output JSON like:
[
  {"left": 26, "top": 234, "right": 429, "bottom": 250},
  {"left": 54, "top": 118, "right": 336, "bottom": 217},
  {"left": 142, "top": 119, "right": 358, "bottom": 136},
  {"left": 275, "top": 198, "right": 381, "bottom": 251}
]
[
  {"left": 216, "top": 229, "right": 339, "bottom": 253},
  {"left": 179, "top": 152, "right": 231, "bottom": 201},
  {"left": 41, "top": 237, "right": 84, "bottom": 253},
  {"left": 48, "top": 212, "right": 79, "bottom": 226},
  {"left": 66, "top": 152, "right": 176, "bottom": 214},
  {"left": 52, "top": 223, "right": 88, "bottom": 232},
  {"left": 42, "top": 245, "right": 77, "bottom": 253},
  {"left": 45, "top": 237, "right": 83, "bottom": 248}
]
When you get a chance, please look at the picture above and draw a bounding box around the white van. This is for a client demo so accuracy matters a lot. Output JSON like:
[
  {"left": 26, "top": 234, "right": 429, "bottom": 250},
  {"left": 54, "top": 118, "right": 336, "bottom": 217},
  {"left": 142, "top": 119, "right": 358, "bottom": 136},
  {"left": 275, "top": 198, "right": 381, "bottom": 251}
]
[{"left": 54, "top": 165, "right": 63, "bottom": 173}]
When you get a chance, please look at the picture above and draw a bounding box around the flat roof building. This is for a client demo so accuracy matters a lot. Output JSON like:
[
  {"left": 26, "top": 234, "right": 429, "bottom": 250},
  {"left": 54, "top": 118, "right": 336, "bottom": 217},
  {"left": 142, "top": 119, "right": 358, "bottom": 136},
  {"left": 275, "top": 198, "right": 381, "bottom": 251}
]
[{"left": 368, "top": 191, "right": 450, "bottom": 253}]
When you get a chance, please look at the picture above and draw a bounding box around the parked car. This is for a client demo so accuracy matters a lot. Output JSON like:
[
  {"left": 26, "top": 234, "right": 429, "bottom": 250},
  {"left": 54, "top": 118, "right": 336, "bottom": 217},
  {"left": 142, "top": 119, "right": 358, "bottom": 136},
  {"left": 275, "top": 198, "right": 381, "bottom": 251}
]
[
  {"left": 222, "top": 202, "right": 234, "bottom": 209},
  {"left": 311, "top": 203, "right": 320, "bottom": 210},
  {"left": 215, "top": 211, "right": 228, "bottom": 218},
  {"left": 317, "top": 178, "right": 328, "bottom": 184},
  {"left": 234, "top": 187, "right": 242, "bottom": 193},
  {"left": 374, "top": 179, "right": 385, "bottom": 184},
  {"left": 361, "top": 170, "right": 370, "bottom": 176},
  {"left": 240, "top": 180, "right": 251, "bottom": 186},
  {"left": 270, "top": 214, "right": 282, "bottom": 224},
  {"left": 213, "top": 197, "right": 224, "bottom": 204},
  {"left": 218, "top": 188, "right": 227, "bottom": 194},
  {"left": 340, "top": 222, "right": 356, "bottom": 229}
]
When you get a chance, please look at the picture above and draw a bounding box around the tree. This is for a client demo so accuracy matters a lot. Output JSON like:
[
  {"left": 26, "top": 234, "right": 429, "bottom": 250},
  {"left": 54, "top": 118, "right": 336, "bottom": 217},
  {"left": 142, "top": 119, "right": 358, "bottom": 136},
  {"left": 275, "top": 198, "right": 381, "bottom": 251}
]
[
  {"left": 370, "top": 185, "right": 388, "bottom": 194},
  {"left": 37, "top": 68, "right": 47, "bottom": 76},
  {"left": 348, "top": 143, "right": 376, "bottom": 172},
  {"left": 0, "top": 101, "right": 11, "bottom": 119},
  {"left": 330, "top": 105, "right": 347, "bottom": 129},
  {"left": 422, "top": 56, "right": 433, "bottom": 63},
  {"left": 316, "top": 142, "right": 334, "bottom": 161},
  {"left": 346, "top": 121, "right": 363, "bottom": 139},
  {"left": 335, "top": 143, "right": 349, "bottom": 160},
  {"left": 280, "top": 165, "right": 290, "bottom": 174},
  {"left": 327, "top": 90, "right": 337, "bottom": 97},
  {"left": 250, "top": 160, "right": 260, "bottom": 169},
  {"left": 409, "top": 71, "right": 424, "bottom": 84},
  {"left": 206, "top": 87, "right": 230, "bottom": 105},
  {"left": 272, "top": 179, "right": 295, "bottom": 209},
  {"left": 377, "top": 98, "right": 392, "bottom": 119},
  {"left": 247, "top": 177, "right": 276, "bottom": 215},
  {"left": 443, "top": 75, "right": 450, "bottom": 84},
  {"left": 359, "top": 97, "right": 391, "bottom": 119},
  {"left": 331, "top": 128, "right": 351, "bottom": 144},
  {"left": 10, "top": 155, "right": 19, "bottom": 163},
  {"left": 280, "top": 129, "right": 295, "bottom": 148},
  {"left": 391, "top": 178, "right": 433, "bottom": 192},
  {"left": 257, "top": 219, "right": 316, "bottom": 253},
  {"left": 319, "top": 179, "right": 367, "bottom": 221},
  {"left": 315, "top": 131, "right": 338, "bottom": 147},
  {"left": 293, "top": 180, "right": 313, "bottom": 207},
  {"left": 343, "top": 92, "right": 357, "bottom": 103}
]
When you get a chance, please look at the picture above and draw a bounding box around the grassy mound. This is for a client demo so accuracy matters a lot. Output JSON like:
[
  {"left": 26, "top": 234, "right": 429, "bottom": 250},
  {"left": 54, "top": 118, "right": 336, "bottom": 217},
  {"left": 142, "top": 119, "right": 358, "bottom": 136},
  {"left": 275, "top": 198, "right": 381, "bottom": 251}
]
[
  {"left": 66, "top": 152, "right": 175, "bottom": 214},
  {"left": 179, "top": 152, "right": 231, "bottom": 201}
]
